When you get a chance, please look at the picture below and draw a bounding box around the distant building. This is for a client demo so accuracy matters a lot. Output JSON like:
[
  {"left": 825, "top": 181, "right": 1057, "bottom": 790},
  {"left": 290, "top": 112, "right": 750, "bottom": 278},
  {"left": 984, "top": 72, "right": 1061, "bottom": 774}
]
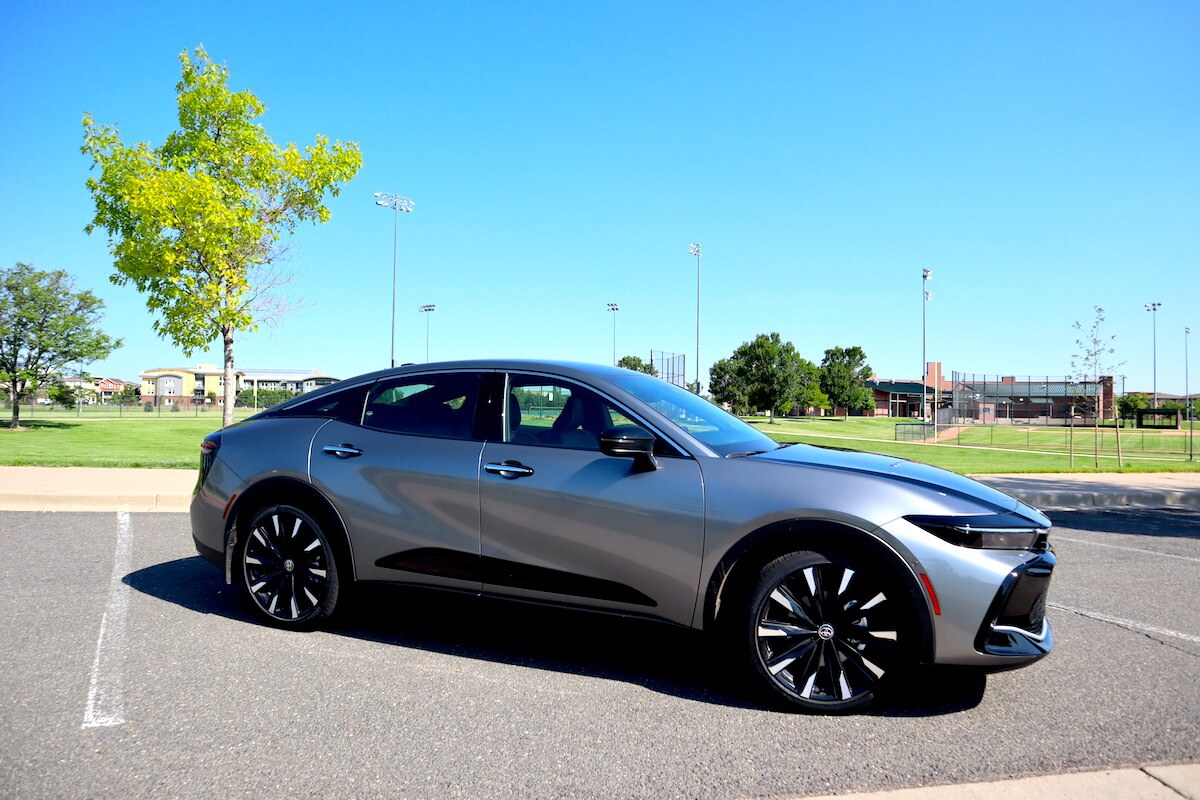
[
  {"left": 867, "top": 363, "right": 952, "bottom": 418},
  {"left": 60, "top": 375, "right": 131, "bottom": 404},
  {"left": 139, "top": 365, "right": 338, "bottom": 406},
  {"left": 240, "top": 368, "right": 339, "bottom": 395}
]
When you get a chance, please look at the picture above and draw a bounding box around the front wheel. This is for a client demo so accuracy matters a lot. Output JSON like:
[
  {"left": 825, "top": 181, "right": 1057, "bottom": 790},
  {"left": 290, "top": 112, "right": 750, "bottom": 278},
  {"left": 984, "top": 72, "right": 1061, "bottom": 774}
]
[
  {"left": 238, "top": 504, "right": 340, "bottom": 628},
  {"left": 742, "top": 550, "right": 912, "bottom": 713}
]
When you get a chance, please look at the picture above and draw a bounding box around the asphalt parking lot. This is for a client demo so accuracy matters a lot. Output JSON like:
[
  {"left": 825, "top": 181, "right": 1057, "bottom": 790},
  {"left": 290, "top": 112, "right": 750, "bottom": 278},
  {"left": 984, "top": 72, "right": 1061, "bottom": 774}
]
[{"left": 1, "top": 509, "right": 1197, "bottom": 799}]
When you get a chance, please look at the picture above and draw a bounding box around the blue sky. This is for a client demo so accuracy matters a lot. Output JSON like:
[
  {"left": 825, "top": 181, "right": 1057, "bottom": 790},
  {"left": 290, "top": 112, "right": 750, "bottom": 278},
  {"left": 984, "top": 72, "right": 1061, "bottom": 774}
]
[{"left": 2, "top": 2, "right": 1197, "bottom": 393}]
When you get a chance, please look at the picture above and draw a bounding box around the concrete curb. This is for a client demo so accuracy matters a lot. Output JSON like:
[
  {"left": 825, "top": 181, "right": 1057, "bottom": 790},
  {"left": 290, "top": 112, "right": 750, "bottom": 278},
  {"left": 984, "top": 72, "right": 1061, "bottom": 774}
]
[
  {"left": 796, "top": 763, "right": 1199, "bottom": 800},
  {"left": 0, "top": 492, "right": 192, "bottom": 513}
]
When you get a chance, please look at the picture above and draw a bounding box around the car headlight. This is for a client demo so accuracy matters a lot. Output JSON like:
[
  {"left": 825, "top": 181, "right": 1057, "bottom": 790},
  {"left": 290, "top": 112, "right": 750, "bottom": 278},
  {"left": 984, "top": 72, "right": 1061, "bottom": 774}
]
[{"left": 905, "top": 513, "right": 1049, "bottom": 552}]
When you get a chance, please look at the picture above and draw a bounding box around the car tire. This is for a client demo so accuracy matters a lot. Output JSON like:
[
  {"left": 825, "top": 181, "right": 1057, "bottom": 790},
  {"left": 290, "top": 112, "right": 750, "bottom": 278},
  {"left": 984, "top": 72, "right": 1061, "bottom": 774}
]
[
  {"left": 740, "top": 549, "right": 912, "bottom": 713},
  {"left": 237, "top": 504, "right": 340, "bottom": 629}
]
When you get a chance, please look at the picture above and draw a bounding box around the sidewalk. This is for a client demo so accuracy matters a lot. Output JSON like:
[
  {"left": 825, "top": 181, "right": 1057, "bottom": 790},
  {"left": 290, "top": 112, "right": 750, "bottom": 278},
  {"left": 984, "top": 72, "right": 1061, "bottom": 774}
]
[
  {"left": 1, "top": 466, "right": 1198, "bottom": 514},
  {"left": 800, "top": 764, "right": 1198, "bottom": 800}
]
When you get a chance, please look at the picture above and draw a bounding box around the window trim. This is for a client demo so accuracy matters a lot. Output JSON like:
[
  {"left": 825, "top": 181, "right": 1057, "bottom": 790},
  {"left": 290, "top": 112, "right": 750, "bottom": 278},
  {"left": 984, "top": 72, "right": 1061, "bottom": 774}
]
[
  {"left": 361, "top": 370, "right": 487, "bottom": 442},
  {"left": 501, "top": 371, "right": 690, "bottom": 458}
]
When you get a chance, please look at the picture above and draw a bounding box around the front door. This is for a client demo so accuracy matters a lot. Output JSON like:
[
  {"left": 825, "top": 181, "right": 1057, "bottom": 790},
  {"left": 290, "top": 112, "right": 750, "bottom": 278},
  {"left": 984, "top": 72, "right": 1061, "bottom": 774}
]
[{"left": 478, "top": 374, "right": 705, "bottom": 625}]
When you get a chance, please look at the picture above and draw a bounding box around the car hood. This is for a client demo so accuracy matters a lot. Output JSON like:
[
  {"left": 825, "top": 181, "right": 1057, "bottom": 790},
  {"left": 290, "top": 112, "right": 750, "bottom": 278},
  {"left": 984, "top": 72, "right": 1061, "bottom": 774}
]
[{"left": 750, "top": 444, "right": 1046, "bottom": 523}]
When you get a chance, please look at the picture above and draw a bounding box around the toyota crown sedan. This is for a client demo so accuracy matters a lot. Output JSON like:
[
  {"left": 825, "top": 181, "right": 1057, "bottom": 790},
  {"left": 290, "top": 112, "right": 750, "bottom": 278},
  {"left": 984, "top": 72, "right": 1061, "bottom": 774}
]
[{"left": 190, "top": 360, "right": 1054, "bottom": 712}]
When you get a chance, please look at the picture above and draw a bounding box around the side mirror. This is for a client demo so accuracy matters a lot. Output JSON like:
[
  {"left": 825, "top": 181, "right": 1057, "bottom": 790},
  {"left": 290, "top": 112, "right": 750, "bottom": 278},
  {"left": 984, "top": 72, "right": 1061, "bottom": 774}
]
[{"left": 599, "top": 425, "right": 658, "bottom": 471}]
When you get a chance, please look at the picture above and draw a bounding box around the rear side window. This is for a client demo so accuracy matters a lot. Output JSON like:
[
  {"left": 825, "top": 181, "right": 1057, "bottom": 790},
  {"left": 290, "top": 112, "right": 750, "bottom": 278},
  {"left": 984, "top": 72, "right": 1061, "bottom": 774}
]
[
  {"left": 268, "top": 382, "right": 370, "bottom": 425},
  {"left": 364, "top": 373, "right": 483, "bottom": 440}
]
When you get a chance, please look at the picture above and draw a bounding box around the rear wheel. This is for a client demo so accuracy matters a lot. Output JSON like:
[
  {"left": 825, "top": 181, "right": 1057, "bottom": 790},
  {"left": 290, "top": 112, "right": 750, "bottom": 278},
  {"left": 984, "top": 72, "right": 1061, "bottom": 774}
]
[
  {"left": 238, "top": 504, "right": 340, "bottom": 628},
  {"left": 742, "top": 550, "right": 911, "bottom": 713}
]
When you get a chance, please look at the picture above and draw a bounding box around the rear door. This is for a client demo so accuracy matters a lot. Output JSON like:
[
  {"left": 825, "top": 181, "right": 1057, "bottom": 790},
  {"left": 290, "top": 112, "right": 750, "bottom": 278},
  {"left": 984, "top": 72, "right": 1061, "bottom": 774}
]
[
  {"left": 478, "top": 373, "right": 705, "bottom": 625},
  {"left": 308, "top": 370, "right": 490, "bottom": 591}
]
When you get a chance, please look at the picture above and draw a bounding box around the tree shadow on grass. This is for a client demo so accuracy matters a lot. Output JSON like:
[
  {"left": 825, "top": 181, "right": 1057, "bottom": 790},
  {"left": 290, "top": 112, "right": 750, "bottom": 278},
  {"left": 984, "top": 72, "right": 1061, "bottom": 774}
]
[
  {"left": 2, "top": 419, "right": 83, "bottom": 430},
  {"left": 124, "top": 555, "right": 985, "bottom": 717}
]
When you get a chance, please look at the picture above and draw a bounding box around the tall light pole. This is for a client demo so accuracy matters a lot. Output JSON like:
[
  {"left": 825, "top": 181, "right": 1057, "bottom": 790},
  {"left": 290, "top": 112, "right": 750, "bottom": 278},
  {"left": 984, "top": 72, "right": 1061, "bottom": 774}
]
[
  {"left": 418, "top": 304, "right": 436, "bottom": 362},
  {"left": 607, "top": 303, "right": 619, "bottom": 365},
  {"left": 1187, "top": 326, "right": 1193, "bottom": 461},
  {"left": 374, "top": 192, "right": 414, "bottom": 368},
  {"left": 1145, "top": 301, "right": 1162, "bottom": 407},
  {"left": 689, "top": 243, "right": 702, "bottom": 393},
  {"left": 922, "top": 268, "right": 933, "bottom": 423}
]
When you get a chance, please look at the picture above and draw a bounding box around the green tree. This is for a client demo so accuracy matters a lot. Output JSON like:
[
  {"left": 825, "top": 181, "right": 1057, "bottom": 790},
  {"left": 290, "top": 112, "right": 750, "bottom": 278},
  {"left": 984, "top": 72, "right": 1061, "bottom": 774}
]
[
  {"left": 235, "top": 388, "right": 295, "bottom": 408},
  {"left": 0, "top": 264, "right": 121, "bottom": 429},
  {"left": 616, "top": 355, "right": 658, "bottom": 376},
  {"left": 115, "top": 384, "right": 140, "bottom": 406},
  {"left": 819, "top": 345, "right": 874, "bottom": 414},
  {"left": 709, "top": 357, "right": 749, "bottom": 415},
  {"left": 709, "top": 333, "right": 813, "bottom": 422},
  {"left": 1116, "top": 393, "right": 1148, "bottom": 420},
  {"left": 82, "top": 46, "right": 362, "bottom": 428},
  {"left": 48, "top": 384, "right": 78, "bottom": 409}
]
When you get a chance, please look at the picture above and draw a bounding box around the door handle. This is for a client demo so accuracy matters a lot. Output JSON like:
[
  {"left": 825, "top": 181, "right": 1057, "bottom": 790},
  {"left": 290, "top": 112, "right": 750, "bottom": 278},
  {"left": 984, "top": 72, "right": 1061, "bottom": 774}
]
[
  {"left": 484, "top": 460, "right": 535, "bottom": 478},
  {"left": 322, "top": 444, "right": 363, "bottom": 459}
]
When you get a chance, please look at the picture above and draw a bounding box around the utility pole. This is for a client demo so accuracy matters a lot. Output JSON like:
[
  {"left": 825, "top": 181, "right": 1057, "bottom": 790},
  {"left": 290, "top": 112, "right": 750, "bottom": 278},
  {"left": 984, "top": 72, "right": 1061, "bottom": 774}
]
[
  {"left": 689, "top": 243, "right": 702, "bottom": 394},
  {"left": 922, "top": 268, "right": 933, "bottom": 423},
  {"left": 374, "top": 192, "right": 415, "bottom": 368}
]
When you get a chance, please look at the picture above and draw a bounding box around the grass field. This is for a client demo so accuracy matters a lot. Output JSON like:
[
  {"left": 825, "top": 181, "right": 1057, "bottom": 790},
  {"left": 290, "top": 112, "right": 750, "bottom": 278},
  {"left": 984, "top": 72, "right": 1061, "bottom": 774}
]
[
  {"left": 2, "top": 412, "right": 1197, "bottom": 473},
  {"left": 747, "top": 416, "right": 1200, "bottom": 474}
]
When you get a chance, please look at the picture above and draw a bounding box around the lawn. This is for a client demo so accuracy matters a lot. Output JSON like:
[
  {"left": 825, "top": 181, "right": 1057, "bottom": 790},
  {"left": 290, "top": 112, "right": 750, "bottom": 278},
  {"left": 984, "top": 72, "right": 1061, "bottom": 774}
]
[
  {"left": 2, "top": 412, "right": 1197, "bottom": 474},
  {"left": 0, "top": 418, "right": 220, "bottom": 469},
  {"left": 749, "top": 416, "right": 1200, "bottom": 473}
]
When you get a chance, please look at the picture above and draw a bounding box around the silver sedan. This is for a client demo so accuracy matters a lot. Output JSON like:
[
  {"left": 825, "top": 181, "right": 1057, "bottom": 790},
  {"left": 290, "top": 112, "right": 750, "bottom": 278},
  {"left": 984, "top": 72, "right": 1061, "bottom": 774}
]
[{"left": 190, "top": 360, "right": 1054, "bottom": 713}]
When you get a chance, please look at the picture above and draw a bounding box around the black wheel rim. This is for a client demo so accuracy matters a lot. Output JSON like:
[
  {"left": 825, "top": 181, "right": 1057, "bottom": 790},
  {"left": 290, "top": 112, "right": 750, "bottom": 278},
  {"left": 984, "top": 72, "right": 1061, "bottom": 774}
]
[
  {"left": 243, "top": 510, "right": 330, "bottom": 622},
  {"left": 756, "top": 563, "right": 900, "bottom": 703}
]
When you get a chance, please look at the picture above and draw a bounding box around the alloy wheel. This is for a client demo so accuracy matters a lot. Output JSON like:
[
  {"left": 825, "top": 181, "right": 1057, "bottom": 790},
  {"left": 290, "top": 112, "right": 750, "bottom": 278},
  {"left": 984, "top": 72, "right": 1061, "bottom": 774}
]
[
  {"left": 754, "top": 557, "right": 903, "bottom": 708},
  {"left": 243, "top": 506, "right": 333, "bottom": 623}
]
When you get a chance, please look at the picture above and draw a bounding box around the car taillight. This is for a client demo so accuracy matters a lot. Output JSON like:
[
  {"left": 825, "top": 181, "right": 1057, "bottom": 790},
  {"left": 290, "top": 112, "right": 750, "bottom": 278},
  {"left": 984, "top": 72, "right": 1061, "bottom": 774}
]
[{"left": 196, "top": 433, "right": 222, "bottom": 490}]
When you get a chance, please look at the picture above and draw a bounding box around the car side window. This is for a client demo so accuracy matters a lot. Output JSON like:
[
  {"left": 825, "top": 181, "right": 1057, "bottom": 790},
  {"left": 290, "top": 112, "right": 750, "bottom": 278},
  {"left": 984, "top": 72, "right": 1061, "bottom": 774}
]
[
  {"left": 507, "top": 375, "right": 644, "bottom": 452},
  {"left": 268, "top": 382, "right": 370, "bottom": 425},
  {"left": 365, "top": 373, "right": 482, "bottom": 440}
]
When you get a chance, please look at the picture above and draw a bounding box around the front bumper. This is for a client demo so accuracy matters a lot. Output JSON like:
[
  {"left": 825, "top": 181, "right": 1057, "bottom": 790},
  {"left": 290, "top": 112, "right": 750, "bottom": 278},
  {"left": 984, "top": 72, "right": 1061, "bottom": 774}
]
[{"left": 974, "top": 553, "right": 1055, "bottom": 663}]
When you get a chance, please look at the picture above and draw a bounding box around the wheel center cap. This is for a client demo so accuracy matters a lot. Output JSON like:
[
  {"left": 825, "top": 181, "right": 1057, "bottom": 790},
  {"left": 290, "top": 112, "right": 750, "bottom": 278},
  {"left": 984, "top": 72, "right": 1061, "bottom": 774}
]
[
  {"left": 817, "top": 623, "right": 835, "bottom": 640},
  {"left": 283, "top": 559, "right": 295, "bottom": 573}
]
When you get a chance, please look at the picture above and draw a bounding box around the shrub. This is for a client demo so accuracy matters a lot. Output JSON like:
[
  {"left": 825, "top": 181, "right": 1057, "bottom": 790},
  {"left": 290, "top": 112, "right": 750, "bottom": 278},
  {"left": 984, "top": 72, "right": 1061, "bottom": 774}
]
[{"left": 143, "top": 402, "right": 154, "bottom": 412}]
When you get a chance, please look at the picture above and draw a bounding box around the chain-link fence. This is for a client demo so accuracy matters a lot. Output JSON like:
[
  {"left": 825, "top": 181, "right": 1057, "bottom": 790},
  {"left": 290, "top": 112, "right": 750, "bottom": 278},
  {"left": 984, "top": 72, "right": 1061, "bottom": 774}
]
[
  {"left": 951, "top": 372, "right": 1114, "bottom": 426},
  {"left": 649, "top": 351, "right": 687, "bottom": 388}
]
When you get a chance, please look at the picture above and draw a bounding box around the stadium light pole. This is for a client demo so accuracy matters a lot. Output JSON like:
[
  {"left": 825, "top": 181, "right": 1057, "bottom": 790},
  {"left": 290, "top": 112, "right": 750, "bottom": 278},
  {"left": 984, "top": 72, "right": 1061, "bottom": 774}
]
[
  {"left": 922, "top": 268, "right": 933, "bottom": 423},
  {"left": 374, "top": 192, "right": 414, "bottom": 368},
  {"left": 418, "top": 304, "right": 436, "bottom": 362},
  {"left": 1187, "top": 326, "right": 1193, "bottom": 461},
  {"left": 689, "top": 243, "right": 702, "bottom": 394},
  {"left": 607, "top": 303, "right": 619, "bottom": 365},
  {"left": 1145, "top": 302, "right": 1161, "bottom": 407}
]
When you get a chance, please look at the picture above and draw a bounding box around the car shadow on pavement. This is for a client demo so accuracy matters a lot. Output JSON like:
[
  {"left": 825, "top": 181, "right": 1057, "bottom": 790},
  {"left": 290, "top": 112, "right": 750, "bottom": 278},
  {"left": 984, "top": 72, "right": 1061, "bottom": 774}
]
[
  {"left": 1049, "top": 509, "right": 1200, "bottom": 540},
  {"left": 124, "top": 556, "right": 985, "bottom": 717}
]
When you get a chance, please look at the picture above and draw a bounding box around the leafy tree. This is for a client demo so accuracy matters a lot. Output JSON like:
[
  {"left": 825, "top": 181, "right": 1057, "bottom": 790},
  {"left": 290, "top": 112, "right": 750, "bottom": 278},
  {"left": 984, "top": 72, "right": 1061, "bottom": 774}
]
[
  {"left": 709, "top": 333, "right": 813, "bottom": 421},
  {"left": 1116, "top": 393, "right": 1148, "bottom": 420},
  {"left": 235, "top": 388, "right": 295, "bottom": 408},
  {"left": 115, "top": 384, "right": 140, "bottom": 406},
  {"left": 0, "top": 263, "right": 121, "bottom": 429},
  {"left": 49, "top": 384, "right": 78, "bottom": 409},
  {"left": 709, "top": 357, "right": 750, "bottom": 415},
  {"left": 819, "top": 346, "right": 874, "bottom": 414},
  {"left": 82, "top": 46, "right": 363, "bottom": 428},
  {"left": 616, "top": 355, "right": 658, "bottom": 376}
]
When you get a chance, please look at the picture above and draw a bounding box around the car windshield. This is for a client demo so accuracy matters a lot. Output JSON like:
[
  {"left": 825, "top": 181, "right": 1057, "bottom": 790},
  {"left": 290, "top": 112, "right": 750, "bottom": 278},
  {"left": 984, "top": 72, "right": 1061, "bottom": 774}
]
[{"left": 609, "top": 373, "right": 781, "bottom": 457}]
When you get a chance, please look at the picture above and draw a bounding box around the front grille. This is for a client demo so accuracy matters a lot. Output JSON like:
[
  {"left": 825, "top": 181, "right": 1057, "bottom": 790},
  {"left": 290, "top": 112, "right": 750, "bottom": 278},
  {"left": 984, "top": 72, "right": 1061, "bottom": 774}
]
[
  {"left": 997, "top": 563, "right": 1052, "bottom": 632},
  {"left": 976, "top": 555, "right": 1055, "bottom": 658}
]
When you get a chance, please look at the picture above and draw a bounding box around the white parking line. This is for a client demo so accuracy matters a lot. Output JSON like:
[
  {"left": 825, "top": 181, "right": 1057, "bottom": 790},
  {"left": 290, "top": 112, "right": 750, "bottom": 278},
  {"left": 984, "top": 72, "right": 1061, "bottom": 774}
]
[
  {"left": 1053, "top": 535, "right": 1200, "bottom": 563},
  {"left": 82, "top": 511, "right": 132, "bottom": 729},
  {"left": 1050, "top": 603, "right": 1200, "bottom": 644}
]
